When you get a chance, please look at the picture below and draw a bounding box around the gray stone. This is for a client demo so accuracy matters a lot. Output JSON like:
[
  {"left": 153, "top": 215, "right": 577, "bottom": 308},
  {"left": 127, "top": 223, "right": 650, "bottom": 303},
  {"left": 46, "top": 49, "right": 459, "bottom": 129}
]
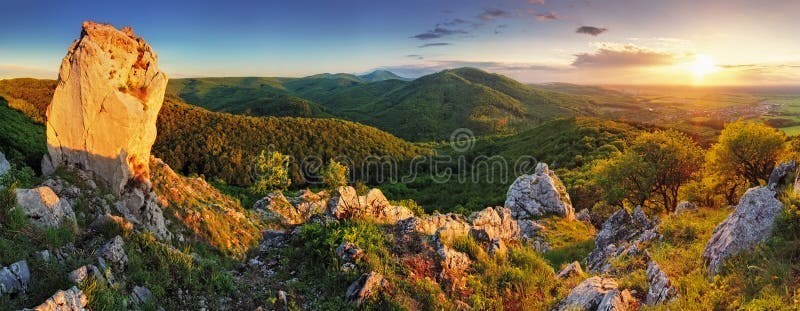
[
  {"left": 131, "top": 286, "right": 153, "bottom": 305},
  {"left": 97, "top": 235, "right": 128, "bottom": 271},
  {"left": 0, "top": 151, "right": 10, "bottom": 177},
  {"left": 768, "top": 160, "right": 796, "bottom": 190},
  {"left": 586, "top": 207, "right": 655, "bottom": 273},
  {"left": 329, "top": 187, "right": 414, "bottom": 224},
  {"left": 505, "top": 163, "right": 575, "bottom": 220},
  {"left": 646, "top": 260, "right": 677, "bottom": 305},
  {"left": 68, "top": 265, "right": 103, "bottom": 284},
  {"left": 487, "top": 238, "right": 507, "bottom": 255},
  {"left": 556, "top": 261, "right": 584, "bottom": 279},
  {"left": 556, "top": 276, "right": 635, "bottom": 311},
  {"left": 115, "top": 187, "right": 170, "bottom": 240},
  {"left": 0, "top": 260, "right": 30, "bottom": 294},
  {"left": 15, "top": 186, "right": 77, "bottom": 228},
  {"left": 345, "top": 272, "right": 387, "bottom": 305},
  {"left": 576, "top": 208, "right": 592, "bottom": 223},
  {"left": 674, "top": 201, "right": 697, "bottom": 214},
  {"left": 703, "top": 186, "right": 783, "bottom": 276},
  {"left": 336, "top": 242, "right": 364, "bottom": 263}
]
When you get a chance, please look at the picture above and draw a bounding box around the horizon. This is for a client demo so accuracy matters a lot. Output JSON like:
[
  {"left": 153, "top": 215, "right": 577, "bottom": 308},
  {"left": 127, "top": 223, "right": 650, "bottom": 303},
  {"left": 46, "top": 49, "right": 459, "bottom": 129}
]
[{"left": 2, "top": 0, "right": 800, "bottom": 86}]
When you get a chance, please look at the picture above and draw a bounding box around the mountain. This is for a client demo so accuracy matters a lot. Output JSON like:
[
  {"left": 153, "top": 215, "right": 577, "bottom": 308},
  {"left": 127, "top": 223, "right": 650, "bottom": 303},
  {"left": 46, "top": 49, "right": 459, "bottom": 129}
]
[{"left": 358, "top": 69, "right": 410, "bottom": 82}]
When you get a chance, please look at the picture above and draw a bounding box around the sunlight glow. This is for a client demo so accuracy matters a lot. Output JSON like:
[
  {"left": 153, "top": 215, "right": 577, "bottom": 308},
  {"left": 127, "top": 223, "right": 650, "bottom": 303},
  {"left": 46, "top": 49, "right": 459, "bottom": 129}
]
[{"left": 691, "top": 54, "right": 718, "bottom": 79}]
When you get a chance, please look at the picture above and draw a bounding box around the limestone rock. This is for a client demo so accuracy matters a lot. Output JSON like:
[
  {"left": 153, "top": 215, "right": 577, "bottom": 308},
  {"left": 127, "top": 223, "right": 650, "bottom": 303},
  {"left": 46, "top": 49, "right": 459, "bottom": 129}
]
[
  {"left": 645, "top": 260, "right": 677, "bottom": 305},
  {"left": 703, "top": 186, "right": 783, "bottom": 276},
  {"left": 28, "top": 286, "right": 88, "bottom": 311},
  {"left": 0, "top": 151, "right": 9, "bottom": 177},
  {"left": 556, "top": 276, "right": 636, "bottom": 311},
  {"left": 396, "top": 213, "right": 471, "bottom": 236},
  {"left": 97, "top": 235, "right": 127, "bottom": 271},
  {"left": 44, "top": 21, "right": 168, "bottom": 195},
  {"left": 253, "top": 193, "right": 304, "bottom": 225},
  {"left": 345, "top": 272, "right": 387, "bottom": 305},
  {"left": 768, "top": 160, "right": 796, "bottom": 190},
  {"left": 115, "top": 186, "right": 170, "bottom": 240},
  {"left": 130, "top": 286, "right": 153, "bottom": 306},
  {"left": 0, "top": 260, "right": 30, "bottom": 294},
  {"left": 586, "top": 207, "right": 655, "bottom": 273},
  {"left": 15, "top": 186, "right": 76, "bottom": 228},
  {"left": 487, "top": 238, "right": 507, "bottom": 255},
  {"left": 433, "top": 230, "right": 472, "bottom": 290},
  {"left": 674, "top": 201, "right": 697, "bottom": 214},
  {"left": 576, "top": 208, "right": 592, "bottom": 223},
  {"left": 556, "top": 261, "right": 584, "bottom": 279},
  {"left": 469, "top": 206, "right": 521, "bottom": 242},
  {"left": 336, "top": 242, "right": 364, "bottom": 263},
  {"left": 505, "top": 163, "right": 574, "bottom": 220},
  {"left": 68, "top": 265, "right": 103, "bottom": 284},
  {"left": 329, "top": 187, "right": 413, "bottom": 224}
]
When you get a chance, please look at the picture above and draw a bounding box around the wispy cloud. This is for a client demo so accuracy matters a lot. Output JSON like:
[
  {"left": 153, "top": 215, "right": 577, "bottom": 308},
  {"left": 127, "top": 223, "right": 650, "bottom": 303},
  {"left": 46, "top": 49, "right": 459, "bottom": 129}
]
[
  {"left": 536, "top": 12, "right": 561, "bottom": 21},
  {"left": 528, "top": 0, "right": 545, "bottom": 4},
  {"left": 412, "top": 27, "right": 468, "bottom": 40},
  {"left": 478, "top": 8, "right": 512, "bottom": 21},
  {"left": 406, "top": 54, "right": 424, "bottom": 60},
  {"left": 418, "top": 42, "right": 452, "bottom": 48},
  {"left": 572, "top": 44, "right": 676, "bottom": 68},
  {"left": 381, "top": 60, "right": 565, "bottom": 78},
  {"left": 576, "top": 26, "right": 608, "bottom": 36},
  {"left": 494, "top": 24, "right": 508, "bottom": 35}
]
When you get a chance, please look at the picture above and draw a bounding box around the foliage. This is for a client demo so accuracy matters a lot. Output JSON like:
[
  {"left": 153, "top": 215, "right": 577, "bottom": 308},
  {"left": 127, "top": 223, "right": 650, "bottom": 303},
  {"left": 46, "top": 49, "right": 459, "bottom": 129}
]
[
  {"left": 249, "top": 150, "right": 292, "bottom": 196},
  {"left": 593, "top": 130, "right": 702, "bottom": 212},
  {"left": 0, "top": 97, "right": 47, "bottom": 171},
  {"left": 0, "top": 78, "right": 56, "bottom": 123},
  {"left": 706, "top": 121, "right": 787, "bottom": 187},
  {"left": 321, "top": 160, "right": 349, "bottom": 191}
]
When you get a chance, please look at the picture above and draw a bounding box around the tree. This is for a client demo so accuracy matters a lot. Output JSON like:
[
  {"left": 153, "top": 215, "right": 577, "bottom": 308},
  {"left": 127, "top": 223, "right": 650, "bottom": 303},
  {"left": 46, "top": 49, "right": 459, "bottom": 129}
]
[
  {"left": 593, "top": 130, "right": 702, "bottom": 212},
  {"left": 321, "top": 160, "right": 348, "bottom": 191},
  {"left": 249, "top": 150, "right": 291, "bottom": 196},
  {"left": 706, "top": 121, "right": 786, "bottom": 187}
]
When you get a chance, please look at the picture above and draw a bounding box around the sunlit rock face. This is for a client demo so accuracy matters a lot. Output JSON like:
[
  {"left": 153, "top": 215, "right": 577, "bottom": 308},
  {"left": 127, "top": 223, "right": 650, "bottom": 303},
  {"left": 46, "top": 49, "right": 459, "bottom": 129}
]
[{"left": 44, "top": 21, "right": 168, "bottom": 195}]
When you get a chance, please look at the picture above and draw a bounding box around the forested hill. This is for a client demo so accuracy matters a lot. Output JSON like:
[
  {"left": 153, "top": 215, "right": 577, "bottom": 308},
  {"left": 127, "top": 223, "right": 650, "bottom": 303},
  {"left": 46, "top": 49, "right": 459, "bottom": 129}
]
[{"left": 166, "top": 68, "right": 601, "bottom": 141}]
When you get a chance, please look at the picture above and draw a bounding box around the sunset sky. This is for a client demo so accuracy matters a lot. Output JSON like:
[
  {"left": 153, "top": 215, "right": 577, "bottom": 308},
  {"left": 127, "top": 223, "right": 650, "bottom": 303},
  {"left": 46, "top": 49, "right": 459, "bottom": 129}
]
[{"left": 1, "top": 0, "right": 799, "bottom": 85}]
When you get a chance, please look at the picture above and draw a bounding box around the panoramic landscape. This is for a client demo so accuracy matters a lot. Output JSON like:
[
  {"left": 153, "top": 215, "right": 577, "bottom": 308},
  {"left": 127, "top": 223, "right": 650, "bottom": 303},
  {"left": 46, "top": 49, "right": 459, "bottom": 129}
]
[{"left": 1, "top": 0, "right": 800, "bottom": 310}]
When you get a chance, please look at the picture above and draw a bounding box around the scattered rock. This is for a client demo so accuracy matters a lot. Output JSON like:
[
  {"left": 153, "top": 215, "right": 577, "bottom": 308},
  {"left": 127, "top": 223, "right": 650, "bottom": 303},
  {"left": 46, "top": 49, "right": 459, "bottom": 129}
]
[
  {"left": 768, "top": 160, "right": 796, "bottom": 190},
  {"left": 505, "top": 163, "right": 575, "bottom": 220},
  {"left": 275, "top": 290, "right": 289, "bottom": 311},
  {"left": 345, "top": 272, "right": 387, "bottom": 305},
  {"left": 68, "top": 265, "right": 103, "bottom": 284},
  {"left": 260, "top": 230, "right": 288, "bottom": 251},
  {"left": 253, "top": 193, "right": 304, "bottom": 225},
  {"left": 28, "top": 286, "right": 88, "bottom": 311},
  {"left": 15, "top": 186, "right": 76, "bottom": 228},
  {"left": 556, "top": 261, "right": 584, "bottom": 279},
  {"left": 586, "top": 207, "right": 656, "bottom": 273},
  {"left": 556, "top": 276, "right": 636, "bottom": 311},
  {"left": 330, "top": 187, "right": 414, "bottom": 224},
  {"left": 96, "top": 235, "right": 127, "bottom": 271},
  {"left": 674, "top": 201, "right": 697, "bottom": 214},
  {"left": 645, "top": 260, "right": 677, "bottom": 305},
  {"left": 130, "top": 286, "right": 153, "bottom": 306},
  {"left": 397, "top": 213, "right": 471, "bottom": 236},
  {"left": 115, "top": 186, "right": 170, "bottom": 240},
  {"left": 0, "top": 260, "right": 30, "bottom": 294},
  {"left": 487, "top": 238, "right": 507, "bottom": 255},
  {"left": 43, "top": 21, "right": 168, "bottom": 196},
  {"left": 703, "top": 186, "right": 783, "bottom": 276},
  {"left": 0, "top": 151, "right": 10, "bottom": 177},
  {"left": 336, "top": 242, "right": 364, "bottom": 263},
  {"left": 576, "top": 208, "right": 592, "bottom": 223}
]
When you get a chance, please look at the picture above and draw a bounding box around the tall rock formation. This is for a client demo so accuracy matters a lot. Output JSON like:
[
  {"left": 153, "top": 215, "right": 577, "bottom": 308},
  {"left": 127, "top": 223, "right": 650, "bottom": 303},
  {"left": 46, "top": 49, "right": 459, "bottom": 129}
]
[{"left": 44, "top": 21, "right": 168, "bottom": 195}]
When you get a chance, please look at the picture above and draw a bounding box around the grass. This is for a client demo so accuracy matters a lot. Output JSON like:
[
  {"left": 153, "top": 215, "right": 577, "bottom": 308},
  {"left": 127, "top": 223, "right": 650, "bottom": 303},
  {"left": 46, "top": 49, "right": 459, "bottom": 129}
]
[{"left": 538, "top": 217, "right": 597, "bottom": 269}]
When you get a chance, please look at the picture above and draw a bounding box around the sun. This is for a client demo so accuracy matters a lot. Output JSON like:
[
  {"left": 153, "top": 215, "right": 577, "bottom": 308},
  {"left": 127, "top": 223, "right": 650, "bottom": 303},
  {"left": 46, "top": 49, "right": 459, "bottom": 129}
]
[{"left": 691, "top": 54, "right": 718, "bottom": 79}]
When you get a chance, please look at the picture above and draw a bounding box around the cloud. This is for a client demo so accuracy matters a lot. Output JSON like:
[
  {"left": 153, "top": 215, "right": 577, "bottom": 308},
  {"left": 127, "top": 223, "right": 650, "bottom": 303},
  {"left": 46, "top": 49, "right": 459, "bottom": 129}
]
[
  {"left": 572, "top": 44, "right": 676, "bottom": 68},
  {"left": 412, "top": 27, "right": 467, "bottom": 40},
  {"left": 406, "top": 54, "right": 424, "bottom": 60},
  {"left": 0, "top": 64, "right": 56, "bottom": 79},
  {"left": 494, "top": 24, "right": 508, "bottom": 35},
  {"left": 576, "top": 26, "right": 608, "bottom": 36},
  {"left": 536, "top": 12, "right": 561, "bottom": 21},
  {"left": 528, "top": 0, "right": 545, "bottom": 3},
  {"left": 418, "top": 42, "right": 452, "bottom": 48},
  {"left": 441, "top": 18, "right": 470, "bottom": 27},
  {"left": 381, "top": 60, "right": 565, "bottom": 78},
  {"left": 478, "top": 8, "right": 511, "bottom": 21}
]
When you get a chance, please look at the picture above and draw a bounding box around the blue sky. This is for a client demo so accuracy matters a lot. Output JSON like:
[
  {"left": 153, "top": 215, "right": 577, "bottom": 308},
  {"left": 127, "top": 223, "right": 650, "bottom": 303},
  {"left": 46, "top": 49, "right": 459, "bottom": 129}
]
[{"left": 2, "top": 0, "right": 799, "bottom": 85}]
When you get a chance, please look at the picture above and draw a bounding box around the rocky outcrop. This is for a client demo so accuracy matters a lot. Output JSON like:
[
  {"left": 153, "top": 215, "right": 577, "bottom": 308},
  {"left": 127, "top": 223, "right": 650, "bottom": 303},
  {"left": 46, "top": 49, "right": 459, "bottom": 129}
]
[
  {"left": 0, "top": 260, "right": 30, "bottom": 295},
  {"left": 0, "top": 151, "right": 9, "bottom": 177},
  {"left": 645, "top": 260, "right": 677, "bottom": 305},
  {"left": 130, "top": 286, "right": 153, "bottom": 306},
  {"left": 397, "top": 213, "right": 471, "bottom": 236},
  {"left": 556, "top": 261, "right": 584, "bottom": 279},
  {"left": 470, "top": 206, "right": 539, "bottom": 242},
  {"left": 253, "top": 193, "right": 304, "bottom": 225},
  {"left": 586, "top": 207, "right": 656, "bottom": 272},
  {"left": 432, "top": 230, "right": 472, "bottom": 291},
  {"left": 555, "top": 276, "right": 637, "bottom": 311},
  {"left": 15, "top": 187, "right": 76, "bottom": 228},
  {"left": 674, "top": 201, "right": 697, "bottom": 214},
  {"left": 96, "top": 235, "right": 128, "bottom": 271},
  {"left": 336, "top": 242, "right": 364, "bottom": 263},
  {"left": 703, "top": 186, "right": 783, "bottom": 276},
  {"left": 114, "top": 186, "right": 170, "bottom": 240},
  {"left": 44, "top": 21, "right": 168, "bottom": 196},
  {"left": 505, "top": 163, "right": 574, "bottom": 220},
  {"left": 576, "top": 209, "right": 592, "bottom": 223},
  {"left": 345, "top": 272, "right": 387, "bottom": 305},
  {"left": 330, "top": 187, "right": 414, "bottom": 224},
  {"left": 28, "top": 286, "right": 88, "bottom": 311},
  {"left": 767, "top": 160, "right": 795, "bottom": 190}
]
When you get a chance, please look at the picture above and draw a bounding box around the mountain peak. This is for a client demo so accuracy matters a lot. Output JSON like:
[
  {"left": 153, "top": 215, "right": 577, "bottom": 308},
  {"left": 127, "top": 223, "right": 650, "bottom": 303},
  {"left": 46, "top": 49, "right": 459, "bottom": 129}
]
[{"left": 359, "top": 70, "right": 409, "bottom": 82}]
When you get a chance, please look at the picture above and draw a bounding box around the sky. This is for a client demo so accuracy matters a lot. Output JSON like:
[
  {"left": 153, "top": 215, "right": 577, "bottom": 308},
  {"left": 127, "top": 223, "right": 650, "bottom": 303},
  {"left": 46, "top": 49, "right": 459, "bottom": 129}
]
[{"left": 1, "top": 0, "right": 799, "bottom": 85}]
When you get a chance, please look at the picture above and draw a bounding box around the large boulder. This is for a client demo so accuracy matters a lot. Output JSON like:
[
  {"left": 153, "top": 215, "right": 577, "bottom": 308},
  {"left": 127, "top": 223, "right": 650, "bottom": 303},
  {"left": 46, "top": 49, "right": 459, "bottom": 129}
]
[
  {"left": 253, "top": 193, "right": 304, "bottom": 225},
  {"left": 396, "top": 213, "right": 471, "bottom": 236},
  {"left": 586, "top": 207, "right": 655, "bottom": 272},
  {"left": 469, "top": 206, "right": 543, "bottom": 243},
  {"left": 15, "top": 187, "right": 76, "bottom": 228},
  {"left": 703, "top": 186, "right": 783, "bottom": 276},
  {"left": 43, "top": 21, "right": 167, "bottom": 196},
  {"left": 0, "top": 260, "right": 30, "bottom": 295},
  {"left": 505, "top": 163, "right": 574, "bottom": 220},
  {"left": 28, "top": 286, "right": 88, "bottom": 311},
  {"left": 555, "top": 276, "right": 637, "bottom": 311}
]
